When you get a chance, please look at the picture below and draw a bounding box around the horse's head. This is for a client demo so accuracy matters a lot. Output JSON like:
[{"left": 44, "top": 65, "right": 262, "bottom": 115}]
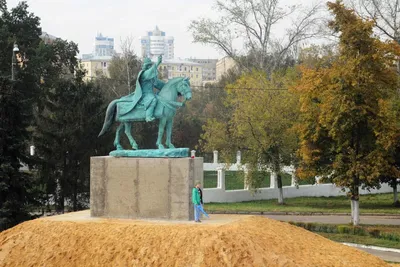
[{"left": 178, "top": 77, "right": 192, "bottom": 101}]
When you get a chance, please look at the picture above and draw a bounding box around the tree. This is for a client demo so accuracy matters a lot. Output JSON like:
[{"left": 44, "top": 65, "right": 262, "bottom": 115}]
[
  {"left": 201, "top": 69, "right": 299, "bottom": 204},
  {"left": 189, "top": 0, "right": 322, "bottom": 71},
  {"left": 0, "top": 0, "right": 43, "bottom": 230},
  {"left": 297, "top": 44, "right": 338, "bottom": 69},
  {"left": 377, "top": 94, "right": 400, "bottom": 205},
  {"left": 34, "top": 70, "right": 108, "bottom": 212},
  {"left": 0, "top": 1, "right": 42, "bottom": 76},
  {"left": 350, "top": 0, "right": 400, "bottom": 44},
  {"left": 106, "top": 36, "right": 142, "bottom": 97},
  {"left": 0, "top": 78, "right": 37, "bottom": 230},
  {"left": 296, "top": 1, "right": 400, "bottom": 225}
]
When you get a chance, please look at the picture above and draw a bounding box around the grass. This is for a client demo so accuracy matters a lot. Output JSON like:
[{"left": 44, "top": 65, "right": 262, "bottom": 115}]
[
  {"left": 291, "top": 222, "right": 400, "bottom": 249},
  {"left": 205, "top": 193, "right": 400, "bottom": 214}
]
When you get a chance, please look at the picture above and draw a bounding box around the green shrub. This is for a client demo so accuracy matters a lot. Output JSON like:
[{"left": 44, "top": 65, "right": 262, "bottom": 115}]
[
  {"left": 380, "top": 232, "right": 400, "bottom": 242},
  {"left": 368, "top": 228, "right": 381, "bottom": 238},
  {"left": 353, "top": 226, "right": 367, "bottom": 236},
  {"left": 337, "top": 225, "right": 350, "bottom": 234}
]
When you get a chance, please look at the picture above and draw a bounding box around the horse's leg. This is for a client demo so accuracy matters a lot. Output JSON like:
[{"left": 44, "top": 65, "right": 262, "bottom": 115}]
[
  {"left": 165, "top": 118, "right": 175, "bottom": 149},
  {"left": 156, "top": 117, "right": 167, "bottom": 149},
  {"left": 124, "top": 122, "right": 139, "bottom": 150},
  {"left": 113, "top": 123, "right": 124, "bottom": 150}
]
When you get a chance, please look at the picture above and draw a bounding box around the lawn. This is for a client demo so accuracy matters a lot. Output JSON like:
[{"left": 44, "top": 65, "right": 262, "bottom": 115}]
[{"left": 205, "top": 193, "right": 400, "bottom": 214}]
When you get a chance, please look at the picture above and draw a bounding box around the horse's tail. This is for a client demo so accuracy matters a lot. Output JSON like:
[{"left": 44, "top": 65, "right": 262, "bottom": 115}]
[{"left": 98, "top": 100, "right": 118, "bottom": 137}]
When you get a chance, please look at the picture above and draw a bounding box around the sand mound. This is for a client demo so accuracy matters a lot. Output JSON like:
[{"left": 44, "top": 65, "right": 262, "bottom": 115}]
[{"left": 0, "top": 214, "right": 390, "bottom": 267}]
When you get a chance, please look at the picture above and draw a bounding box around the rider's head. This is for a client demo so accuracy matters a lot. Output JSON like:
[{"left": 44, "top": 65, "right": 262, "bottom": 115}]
[{"left": 142, "top": 58, "right": 153, "bottom": 70}]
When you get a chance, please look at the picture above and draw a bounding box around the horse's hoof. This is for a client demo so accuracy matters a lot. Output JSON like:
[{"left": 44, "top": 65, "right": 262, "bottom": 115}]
[
  {"left": 167, "top": 143, "right": 175, "bottom": 149},
  {"left": 116, "top": 145, "right": 124, "bottom": 150},
  {"left": 157, "top": 144, "right": 165, "bottom": 149},
  {"left": 132, "top": 144, "right": 139, "bottom": 150},
  {"left": 145, "top": 116, "right": 155, "bottom": 122}
]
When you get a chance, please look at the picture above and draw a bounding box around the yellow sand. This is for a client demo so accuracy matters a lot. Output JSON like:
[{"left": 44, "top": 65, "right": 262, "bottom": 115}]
[{"left": 0, "top": 214, "right": 390, "bottom": 267}]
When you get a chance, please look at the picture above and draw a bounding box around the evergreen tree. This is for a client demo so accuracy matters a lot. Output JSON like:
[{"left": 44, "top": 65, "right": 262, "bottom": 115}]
[
  {"left": 0, "top": 78, "right": 36, "bottom": 230},
  {"left": 0, "top": 0, "right": 42, "bottom": 230},
  {"left": 34, "top": 71, "right": 107, "bottom": 212}
]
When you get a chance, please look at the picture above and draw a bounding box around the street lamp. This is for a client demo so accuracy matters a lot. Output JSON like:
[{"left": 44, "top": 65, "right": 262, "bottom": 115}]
[{"left": 11, "top": 42, "right": 19, "bottom": 80}]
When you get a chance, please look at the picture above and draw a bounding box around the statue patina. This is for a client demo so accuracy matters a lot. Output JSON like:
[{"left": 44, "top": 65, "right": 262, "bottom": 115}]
[{"left": 98, "top": 55, "right": 192, "bottom": 157}]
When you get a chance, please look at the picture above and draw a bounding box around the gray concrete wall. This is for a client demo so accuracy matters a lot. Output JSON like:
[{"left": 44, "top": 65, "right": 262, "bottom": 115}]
[{"left": 90, "top": 156, "right": 203, "bottom": 220}]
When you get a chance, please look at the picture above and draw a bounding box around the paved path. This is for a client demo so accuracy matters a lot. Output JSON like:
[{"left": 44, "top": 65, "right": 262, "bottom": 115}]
[
  {"left": 263, "top": 214, "right": 400, "bottom": 225},
  {"left": 342, "top": 243, "right": 400, "bottom": 263}
]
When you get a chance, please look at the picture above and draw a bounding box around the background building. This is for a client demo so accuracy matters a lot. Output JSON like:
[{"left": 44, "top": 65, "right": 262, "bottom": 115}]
[
  {"left": 81, "top": 57, "right": 111, "bottom": 81},
  {"left": 140, "top": 26, "right": 174, "bottom": 59},
  {"left": 188, "top": 58, "right": 218, "bottom": 82},
  {"left": 216, "top": 56, "right": 237, "bottom": 81},
  {"left": 40, "top": 32, "right": 57, "bottom": 45},
  {"left": 81, "top": 33, "right": 114, "bottom": 80},
  {"left": 82, "top": 33, "right": 115, "bottom": 59},
  {"left": 159, "top": 59, "right": 203, "bottom": 87}
]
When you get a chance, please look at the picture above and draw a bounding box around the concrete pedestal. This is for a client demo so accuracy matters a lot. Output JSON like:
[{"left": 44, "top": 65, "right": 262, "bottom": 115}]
[{"left": 90, "top": 156, "right": 203, "bottom": 220}]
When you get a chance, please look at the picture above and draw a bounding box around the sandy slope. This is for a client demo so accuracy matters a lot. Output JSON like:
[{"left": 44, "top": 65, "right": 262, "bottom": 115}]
[{"left": 0, "top": 213, "right": 390, "bottom": 267}]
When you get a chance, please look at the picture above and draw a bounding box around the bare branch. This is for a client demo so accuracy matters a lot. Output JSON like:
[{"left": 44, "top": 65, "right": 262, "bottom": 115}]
[{"left": 189, "top": 0, "right": 324, "bottom": 71}]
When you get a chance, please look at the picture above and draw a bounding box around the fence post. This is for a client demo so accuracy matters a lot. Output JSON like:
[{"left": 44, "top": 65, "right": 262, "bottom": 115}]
[
  {"left": 236, "top": 150, "right": 241, "bottom": 165},
  {"left": 244, "top": 165, "right": 250, "bottom": 190},
  {"left": 213, "top": 150, "right": 218, "bottom": 164},
  {"left": 216, "top": 167, "right": 225, "bottom": 190},
  {"left": 191, "top": 150, "right": 196, "bottom": 158},
  {"left": 291, "top": 172, "right": 296, "bottom": 186},
  {"left": 270, "top": 172, "right": 277, "bottom": 188}
]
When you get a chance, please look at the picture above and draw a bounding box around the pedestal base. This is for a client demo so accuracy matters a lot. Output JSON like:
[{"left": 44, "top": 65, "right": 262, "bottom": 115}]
[
  {"left": 109, "top": 148, "right": 189, "bottom": 158},
  {"left": 90, "top": 156, "right": 203, "bottom": 220}
]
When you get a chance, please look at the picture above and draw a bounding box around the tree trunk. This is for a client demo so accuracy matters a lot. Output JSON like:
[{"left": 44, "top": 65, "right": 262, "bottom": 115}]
[
  {"left": 277, "top": 173, "right": 284, "bottom": 205},
  {"left": 127, "top": 61, "right": 131, "bottom": 94},
  {"left": 351, "top": 185, "right": 360, "bottom": 226},
  {"left": 73, "top": 172, "right": 78, "bottom": 212},
  {"left": 351, "top": 199, "right": 360, "bottom": 225},
  {"left": 393, "top": 178, "right": 399, "bottom": 205}
]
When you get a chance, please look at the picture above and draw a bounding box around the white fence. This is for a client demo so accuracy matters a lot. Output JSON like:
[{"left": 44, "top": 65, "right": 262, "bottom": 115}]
[{"left": 199, "top": 150, "right": 398, "bottom": 203}]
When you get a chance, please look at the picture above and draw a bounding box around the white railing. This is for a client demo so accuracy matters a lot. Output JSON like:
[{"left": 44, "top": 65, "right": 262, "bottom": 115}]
[{"left": 193, "top": 150, "right": 397, "bottom": 203}]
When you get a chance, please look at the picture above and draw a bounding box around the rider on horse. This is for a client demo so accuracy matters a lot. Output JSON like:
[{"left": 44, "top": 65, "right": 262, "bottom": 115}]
[{"left": 120, "top": 55, "right": 165, "bottom": 122}]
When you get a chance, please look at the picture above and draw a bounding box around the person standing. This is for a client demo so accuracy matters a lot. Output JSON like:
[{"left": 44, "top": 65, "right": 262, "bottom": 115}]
[{"left": 192, "top": 182, "right": 202, "bottom": 222}]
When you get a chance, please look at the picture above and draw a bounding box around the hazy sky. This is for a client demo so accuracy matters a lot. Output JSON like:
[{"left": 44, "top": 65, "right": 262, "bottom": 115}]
[{"left": 7, "top": 0, "right": 325, "bottom": 59}]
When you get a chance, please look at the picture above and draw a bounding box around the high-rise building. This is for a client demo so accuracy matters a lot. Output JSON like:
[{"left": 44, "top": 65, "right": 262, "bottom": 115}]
[
  {"left": 140, "top": 26, "right": 174, "bottom": 59},
  {"left": 94, "top": 33, "right": 114, "bottom": 57},
  {"left": 82, "top": 33, "right": 115, "bottom": 59}
]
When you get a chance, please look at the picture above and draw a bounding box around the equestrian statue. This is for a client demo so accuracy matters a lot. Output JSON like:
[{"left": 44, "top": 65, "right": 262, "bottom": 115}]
[{"left": 98, "top": 55, "right": 192, "bottom": 151}]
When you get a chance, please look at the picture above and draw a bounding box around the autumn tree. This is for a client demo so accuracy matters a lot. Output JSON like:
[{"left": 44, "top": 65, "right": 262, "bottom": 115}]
[
  {"left": 296, "top": 1, "right": 400, "bottom": 225},
  {"left": 201, "top": 69, "right": 299, "bottom": 204}
]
